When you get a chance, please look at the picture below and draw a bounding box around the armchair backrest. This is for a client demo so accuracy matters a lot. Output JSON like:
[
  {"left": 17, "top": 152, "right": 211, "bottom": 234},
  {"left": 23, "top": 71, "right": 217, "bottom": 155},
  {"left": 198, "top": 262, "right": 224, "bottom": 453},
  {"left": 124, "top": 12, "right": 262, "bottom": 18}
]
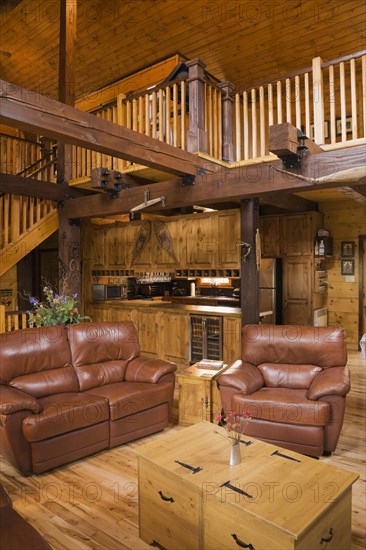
[
  {"left": 241, "top": 325, "right": 347, "bottom": 371},
  {"left": 66, "top": 321, "right": 140, "bottom": 391}
]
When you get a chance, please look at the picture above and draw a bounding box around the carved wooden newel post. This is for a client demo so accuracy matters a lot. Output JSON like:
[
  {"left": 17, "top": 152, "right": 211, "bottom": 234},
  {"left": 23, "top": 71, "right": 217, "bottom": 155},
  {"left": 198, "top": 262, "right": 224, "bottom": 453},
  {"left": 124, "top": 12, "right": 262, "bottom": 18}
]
[
  {"left": 218, "top": 81, "right": 235, "bottom": 162},
  {"left": 186, "top": 58, "right": 208, "bottom": 154}
]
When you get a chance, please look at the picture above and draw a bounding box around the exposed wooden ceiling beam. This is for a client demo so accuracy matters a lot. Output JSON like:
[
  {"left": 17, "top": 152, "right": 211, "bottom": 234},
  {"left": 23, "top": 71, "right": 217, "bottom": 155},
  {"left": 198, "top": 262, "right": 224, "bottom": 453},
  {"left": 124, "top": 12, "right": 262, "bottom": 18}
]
[
  {"left": 260, "top": 193, "right": 318, "bottom": 212},
  {"left": 0, "top": 172, "right": 94, "bottom": 201},
  {"left": 0, "top": 80, "right": 216, "bottom": 177},
  {"left": 337, "top": 185, "right": 366, "bottom": 204},
  {"left": 62, "top": 145, "right": 366, "bottom": 218}
]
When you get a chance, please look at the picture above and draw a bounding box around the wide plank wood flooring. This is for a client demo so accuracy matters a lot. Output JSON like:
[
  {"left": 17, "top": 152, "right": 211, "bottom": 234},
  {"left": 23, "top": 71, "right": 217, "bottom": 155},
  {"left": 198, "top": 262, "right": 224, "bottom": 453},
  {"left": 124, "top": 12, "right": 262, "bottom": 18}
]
[{"left": 0, "top": 352, "right": 365, "bottom": 549}]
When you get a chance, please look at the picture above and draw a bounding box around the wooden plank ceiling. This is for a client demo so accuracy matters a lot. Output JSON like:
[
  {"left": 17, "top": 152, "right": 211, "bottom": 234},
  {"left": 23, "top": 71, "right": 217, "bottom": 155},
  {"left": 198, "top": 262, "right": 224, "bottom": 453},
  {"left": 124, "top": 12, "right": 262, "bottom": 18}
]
[{"left": 0, "top": 0, "right": 365, "bottom": 99}]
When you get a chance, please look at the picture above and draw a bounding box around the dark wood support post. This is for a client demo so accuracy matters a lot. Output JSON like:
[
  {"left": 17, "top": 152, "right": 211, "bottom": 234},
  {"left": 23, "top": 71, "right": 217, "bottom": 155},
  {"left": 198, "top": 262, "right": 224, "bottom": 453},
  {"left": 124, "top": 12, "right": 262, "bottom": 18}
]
[
  {"left": 240, "top": 199, "right": 260, "bottom": 326},
  {"left": 57, "top": 0, "right": 81, "bottom": 299},
  {"left": 186, "top": 58, "right": 208, "bottom": 154},
  {"left": 218, "top": 81, "right": 235, "bottom": 162}
]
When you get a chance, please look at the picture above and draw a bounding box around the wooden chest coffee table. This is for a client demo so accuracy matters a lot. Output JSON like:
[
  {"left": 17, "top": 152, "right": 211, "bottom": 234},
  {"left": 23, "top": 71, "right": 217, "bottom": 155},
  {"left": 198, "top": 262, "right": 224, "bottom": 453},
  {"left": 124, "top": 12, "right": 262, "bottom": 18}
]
[{"left": 136, "top": 422, "right": 358, "bottom": 550}]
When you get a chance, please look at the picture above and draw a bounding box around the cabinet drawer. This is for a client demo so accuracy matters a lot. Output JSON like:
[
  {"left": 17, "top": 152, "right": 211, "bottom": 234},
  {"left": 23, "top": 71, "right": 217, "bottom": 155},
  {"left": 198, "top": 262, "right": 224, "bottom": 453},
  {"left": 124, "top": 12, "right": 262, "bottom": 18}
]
[
  {"left": 296, "top": 490, "right": 351, "bottom": 550},
  {"left": 204, "top": 496, "right": 293, "bottom": 549},
  {"left": 139, "top": 460, "right": 201, "bottom": 550}
]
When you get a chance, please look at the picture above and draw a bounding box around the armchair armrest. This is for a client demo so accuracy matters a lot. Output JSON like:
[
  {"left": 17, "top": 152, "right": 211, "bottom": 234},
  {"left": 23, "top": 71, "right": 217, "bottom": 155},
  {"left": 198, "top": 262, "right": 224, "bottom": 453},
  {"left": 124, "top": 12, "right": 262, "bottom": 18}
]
[
  {"left": 0, "top": 386, "right": 42, "bottom": 415},
  {"left": 125, "top": 356, "right": 177, "bottom": 383},
  {"left": 217, "top": 360, "right": 264, "bottom": 394},
  {"left": 308, "top": 367, "right": 350, "bottom": 400}
]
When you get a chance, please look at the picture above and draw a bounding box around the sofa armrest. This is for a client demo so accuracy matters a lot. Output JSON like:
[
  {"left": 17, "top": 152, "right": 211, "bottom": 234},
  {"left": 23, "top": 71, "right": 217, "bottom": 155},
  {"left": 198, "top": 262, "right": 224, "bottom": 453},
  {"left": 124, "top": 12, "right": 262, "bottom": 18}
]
[
  {"left": 217, "top": 360, "right": 264, "bottom": 394},
  {"left": 308, "top": 367, "right": 350, "bottom": 400},
  {"left": 125, "top": 356, "right": 177, "bottom": 383},
  {"left": 0, "top": 386, "right": 42, "bottom": 415}
]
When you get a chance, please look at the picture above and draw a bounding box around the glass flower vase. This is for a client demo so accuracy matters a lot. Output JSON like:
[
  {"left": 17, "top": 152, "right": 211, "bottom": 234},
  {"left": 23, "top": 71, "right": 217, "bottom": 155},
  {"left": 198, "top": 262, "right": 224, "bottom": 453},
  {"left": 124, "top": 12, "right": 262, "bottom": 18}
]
[{"left": 229, "top": 442, "right": 241, "bottom": 465}]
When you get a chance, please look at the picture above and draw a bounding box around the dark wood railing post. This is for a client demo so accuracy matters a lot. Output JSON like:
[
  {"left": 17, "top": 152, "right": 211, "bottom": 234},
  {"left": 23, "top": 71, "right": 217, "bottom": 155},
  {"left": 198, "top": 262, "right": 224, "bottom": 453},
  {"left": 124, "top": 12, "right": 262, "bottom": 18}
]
[
  {"left": 240, "top": 198, "right": 260, "bottom": 326},
  {"left": 218, "top": 81, "right": 235, "bottom": 162},
  {"left": 186, "top": 58, "right": 208, "bottom": 154}
]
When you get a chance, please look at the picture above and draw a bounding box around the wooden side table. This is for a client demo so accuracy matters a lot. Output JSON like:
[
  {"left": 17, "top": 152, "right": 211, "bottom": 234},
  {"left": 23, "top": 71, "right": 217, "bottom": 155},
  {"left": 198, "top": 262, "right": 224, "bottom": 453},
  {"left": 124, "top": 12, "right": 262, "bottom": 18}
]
[{"left": 176, "top": 362, "right": 228, "bottom": 425}]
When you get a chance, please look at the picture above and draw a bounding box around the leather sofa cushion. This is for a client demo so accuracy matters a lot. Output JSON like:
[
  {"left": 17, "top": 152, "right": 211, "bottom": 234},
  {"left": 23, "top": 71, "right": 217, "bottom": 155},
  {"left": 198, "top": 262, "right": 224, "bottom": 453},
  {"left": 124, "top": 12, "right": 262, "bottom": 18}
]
[
  {"left": 67, "top": 322, "right": 140, "bottom": 367},
  {"left": 22, "top": 393, "right": 110, "bottom": 442},
  {"left": 72, "top": 360, "right": 129, "bottom": 392},
  {"left": 85, "top": 382, "right": 173, "bottom": 421},
  {"left": 232, "top": 388, "right": 330, "bottom": 426},
  {"left": 0, "top": 327, "right": 77, "bottom": 397},
  {"left": 67, "top": 322, "right": 140, "bottom": 390},
  {"left": 241, "top": 325, "right": 347, "bottom": 369},
  {"left": 258, "top": 363, "right": 322, "bottom": 389}
]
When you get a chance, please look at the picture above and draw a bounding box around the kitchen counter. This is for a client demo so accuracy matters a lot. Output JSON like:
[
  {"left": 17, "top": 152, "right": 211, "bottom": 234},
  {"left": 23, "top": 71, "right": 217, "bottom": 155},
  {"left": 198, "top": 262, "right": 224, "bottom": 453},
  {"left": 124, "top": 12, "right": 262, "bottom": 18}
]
[{"left": 163, "top": 296, "right": 240, "bottom": 307}]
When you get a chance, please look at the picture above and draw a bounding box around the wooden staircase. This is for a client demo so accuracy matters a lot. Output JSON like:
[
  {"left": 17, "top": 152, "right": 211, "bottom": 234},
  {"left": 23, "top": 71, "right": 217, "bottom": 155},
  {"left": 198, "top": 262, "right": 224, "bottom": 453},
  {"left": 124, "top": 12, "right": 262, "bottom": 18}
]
[{"left": 0, "top": 133, "right": 59, "bottom": 277}]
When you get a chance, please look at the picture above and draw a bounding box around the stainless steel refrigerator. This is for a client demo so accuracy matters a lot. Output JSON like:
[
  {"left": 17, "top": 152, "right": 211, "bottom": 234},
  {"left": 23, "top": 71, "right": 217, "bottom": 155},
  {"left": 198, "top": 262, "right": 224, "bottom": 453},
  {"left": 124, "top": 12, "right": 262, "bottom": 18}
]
[{"left": 259, "top": 258, "right": 281, "bottom": 324}]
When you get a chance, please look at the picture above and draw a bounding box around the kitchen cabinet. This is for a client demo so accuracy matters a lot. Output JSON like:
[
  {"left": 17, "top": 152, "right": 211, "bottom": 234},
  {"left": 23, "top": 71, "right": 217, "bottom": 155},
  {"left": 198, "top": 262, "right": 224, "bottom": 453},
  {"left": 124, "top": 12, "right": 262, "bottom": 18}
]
[
  {"left": 282, "top": 212, "right": 322, "bottom": 256},
  {"left": 89, "top": 226, "right": 107, "bottom": 266},
  {"left": 184, "top": 216, "right": 217, "bottom": 267},
  {"left": 283, "top": 256, "right": 313, "bottom": 325},
  {"left": 107, "top": 224, "right": 129, "bottom": 267},
  {"left": 90, "top": 304, "right": 111, "bottom": 322},
  {"left": 160, "top": 311, "right": 190, "bottom": 363},
  {"left": 217, "top": 211, "right": 240, "bottom": 267},
  {"left": 259, "top": 215, "right": 281, "bottom": 257},
  {"left": 136, "top": 309, "right": 161, "bottom": 357}
]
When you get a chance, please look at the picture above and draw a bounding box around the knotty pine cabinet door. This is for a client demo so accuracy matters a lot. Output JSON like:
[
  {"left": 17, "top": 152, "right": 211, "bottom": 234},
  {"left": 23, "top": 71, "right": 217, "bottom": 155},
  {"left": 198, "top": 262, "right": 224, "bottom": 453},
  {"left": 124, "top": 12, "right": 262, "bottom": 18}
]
[
  {"left": 217, "top": 211, "right": 240, "bottom": 267},
  {"left": 282, "top": 212, "right": 322, "bottom": 256},
  {"left": 106, "top": 224, "right": 129, "bottom": 267},
  {"left": 223, "top": 317, "right": 241, "bottom": 365},
  {"left": 283, "top": 257, "right": 313, "bottom": 325},
  {"left": 135, "top": 309, "right": 161, "bottom": 357},
  {"left": 259, "top": 216, "right": 281, "bottom": 257},
  {"left": 184, "top": 215, "right": 217, "bottom": 267},
  {"left": 160, "top": 311, "right": 189, "bottom": 364}
]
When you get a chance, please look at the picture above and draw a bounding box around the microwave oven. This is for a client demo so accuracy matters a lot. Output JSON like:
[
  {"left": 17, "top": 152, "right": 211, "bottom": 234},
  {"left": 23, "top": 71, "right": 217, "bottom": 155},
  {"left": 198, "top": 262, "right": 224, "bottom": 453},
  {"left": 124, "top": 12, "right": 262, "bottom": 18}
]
[{"left": 92, "top": 284, "right": 127, "bottom": 301}]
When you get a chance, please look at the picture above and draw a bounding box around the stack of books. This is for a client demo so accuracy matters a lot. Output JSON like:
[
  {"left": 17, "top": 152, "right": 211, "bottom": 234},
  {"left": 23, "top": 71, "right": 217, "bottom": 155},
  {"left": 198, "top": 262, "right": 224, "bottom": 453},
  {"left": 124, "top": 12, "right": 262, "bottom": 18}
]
[{"left": 196, "top": 359, "right": 224, "bottom": 370}]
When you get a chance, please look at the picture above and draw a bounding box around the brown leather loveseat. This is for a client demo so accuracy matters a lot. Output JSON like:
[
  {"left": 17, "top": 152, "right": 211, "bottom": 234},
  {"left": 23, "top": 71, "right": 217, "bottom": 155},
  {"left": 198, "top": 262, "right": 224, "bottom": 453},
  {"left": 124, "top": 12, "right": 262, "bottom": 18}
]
[
  {"left": 217, "top": 324, "right": 350, "bottom": 457},
  {"left": 0, "top": 321, "right": 176, "bottom": 475}
]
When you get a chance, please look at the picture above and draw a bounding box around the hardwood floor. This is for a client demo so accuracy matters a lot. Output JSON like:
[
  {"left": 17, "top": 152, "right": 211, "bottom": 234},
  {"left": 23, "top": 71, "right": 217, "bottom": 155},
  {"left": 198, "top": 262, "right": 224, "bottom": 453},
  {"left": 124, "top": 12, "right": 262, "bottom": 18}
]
[{"left": 0, "top": 352, "right": 365, "bottom": 549}]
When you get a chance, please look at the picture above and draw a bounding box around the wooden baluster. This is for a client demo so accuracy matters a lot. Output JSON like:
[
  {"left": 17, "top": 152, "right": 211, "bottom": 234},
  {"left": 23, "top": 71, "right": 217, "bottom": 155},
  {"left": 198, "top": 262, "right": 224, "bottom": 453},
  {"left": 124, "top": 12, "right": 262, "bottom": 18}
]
[
  {"left": 218, "top": 88, "right": 222, "bottom": 160},
  {"left": 339, "top": 61, "right": 346, "bottom": 142},
  {"left": 116, "top": 93, "right": 125, "bottom": 171},
  {"left": 4, "top": 195, "right": 9, "bottom": 245},
  {"left": 295, "top": 75, "right": 301, "bottom": 130},
  {"left": 213, "top": 87, "right": 218, "bottom": 158},
  {"left": 22, "top": 196, "right": 27, "bottom": 234},
  {"left": 243, "top": 91, "right": 249, "bottom": 160},
  {"left": 152, "top": 91, "right": 157, "bottom": 139},
  {"left": 180, "top": 80, "right": 186, "bottom": 150},
  {"left": 0, "top": 305, "right": 5, "bottom": 334},
  {"left": 268, "top": 83, "right": 274, "bottom": 127},
  {"left": 21, "top": 312, "right": 27, "bottom": 329},
  {"left": 350, "top": 58, "right": 357, "bottom": 140},
  {"left": 251, "top": 88, "right": 257, "bottom": 159},
  {"left": 159, "top": 89, "right": 164, "bottom": 141},
  {"left": 173, "top": 83, "right": 178, "bottom": 147},
  {"left": 29, "top": 197, "right": 34, "bottom": 226},
  {"left": 12, "top": 195, "right": 20, "bottom": 243},
  {"left": 14, "top": 314, "right": 19, "bottom": 331},
  {"left": 276, "top": 81, "right": 282, "bottom": 123},
  {"left": 329, "top": 65, "right": 336, "bottom": 144},
  {"left": 286, "top": 78, "right": 292, "bottom": 123},
  {"left": 7, "top": 314, "right": 12, "bottom": 332},
  {"left": 304, "top": 72, "right": 311, "bottom": 139},
  {"left": 312, "top": 56, "right": 325, "bottom": 144},
  {"left": 235, "top": 92, "right": 241, "bottom": 161},
  {"left": 138, "top": 96, "right": 144, "bottom": 134},
  {"left": 132, "top": 98, "right": 138, "bottom": 132},
  {"left": 165, "top": 86, "right": 171, "bottom": 145},
  {"left": 36, "top": 198, "right": 41, "bottom": 222},
  {"left": 259, "top": 85, "right": 265, "bottom": 156},
  {"left": 145, "top": 94, "right": 150, "bottom": 137}
]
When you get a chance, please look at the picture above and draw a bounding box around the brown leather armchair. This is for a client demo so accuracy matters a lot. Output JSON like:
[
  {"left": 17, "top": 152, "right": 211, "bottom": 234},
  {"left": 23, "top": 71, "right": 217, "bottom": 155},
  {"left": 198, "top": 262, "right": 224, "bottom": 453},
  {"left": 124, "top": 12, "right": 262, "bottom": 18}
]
[{"left": 217, "top": 324, "right": 350, "bottom": 457}]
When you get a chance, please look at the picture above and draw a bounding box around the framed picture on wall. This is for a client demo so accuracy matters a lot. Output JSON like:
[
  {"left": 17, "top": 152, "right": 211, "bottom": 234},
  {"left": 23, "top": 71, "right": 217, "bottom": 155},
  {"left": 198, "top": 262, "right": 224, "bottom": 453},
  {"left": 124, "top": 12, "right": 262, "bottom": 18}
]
[
  {"left": 309, "top": 121, "right": 329, "bottom": 140},
  {"left": 341, "top": 259, "right": 355, "bottom": 276},
  {"left": 341, "top": 241, "right": 355, "bottom": 257},
  {"left": 336, "top": 117, "right": 352, "bottom": 136}
]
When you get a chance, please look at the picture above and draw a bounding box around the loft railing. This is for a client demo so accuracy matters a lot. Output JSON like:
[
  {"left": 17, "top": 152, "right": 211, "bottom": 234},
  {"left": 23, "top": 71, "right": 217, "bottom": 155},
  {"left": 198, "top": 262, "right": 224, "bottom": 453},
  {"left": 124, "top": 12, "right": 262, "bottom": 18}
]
[
  {"left": 0, "top": 306, "right": 33, "bottom": 333},
  {"left": 1, "top": 51, "right": 365, "bottom": 183},
  {"left": 234, "top": 50, "right": 366, "bottom": 162}
]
